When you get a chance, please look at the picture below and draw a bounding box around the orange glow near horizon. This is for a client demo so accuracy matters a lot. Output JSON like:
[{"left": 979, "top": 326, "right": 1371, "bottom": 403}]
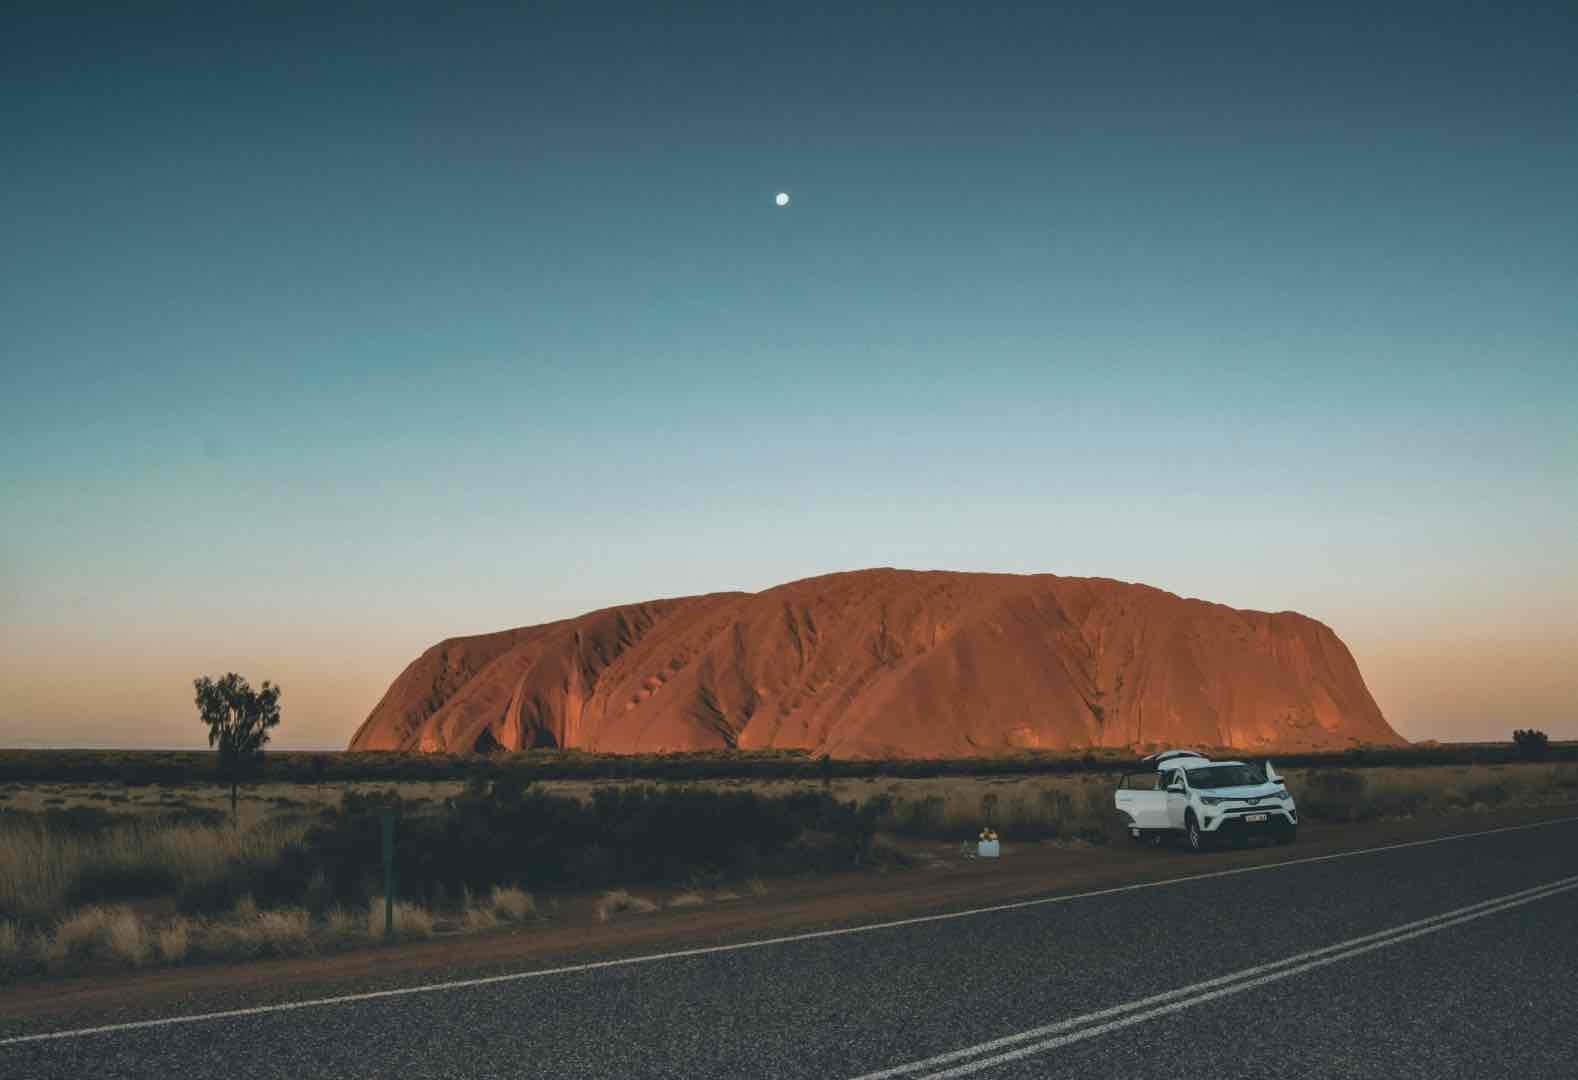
[{"left": 2, "top": 616, "right": 1572, "bottom": 750}]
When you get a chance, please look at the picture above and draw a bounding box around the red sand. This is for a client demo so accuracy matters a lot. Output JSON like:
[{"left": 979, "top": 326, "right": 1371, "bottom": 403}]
[{"left": 347, "top": 568, "right": 1403, "bottom": 757}]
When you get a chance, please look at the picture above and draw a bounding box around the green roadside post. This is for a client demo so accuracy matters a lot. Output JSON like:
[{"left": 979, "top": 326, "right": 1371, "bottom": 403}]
[{"left": 381, "top": 807, "right": 395, "bottom": 941}]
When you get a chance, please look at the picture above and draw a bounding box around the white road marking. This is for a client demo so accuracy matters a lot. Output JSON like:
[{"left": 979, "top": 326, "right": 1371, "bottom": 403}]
[
  {"left": 851, "top": 873, "right": 1578, "bottom": 1079},
  {"left": 907, "top": 876, "right": 1578, "bottom": 1078},
  {"left": 2, "top": 814, "right": 1574, "bottom": 1047}
]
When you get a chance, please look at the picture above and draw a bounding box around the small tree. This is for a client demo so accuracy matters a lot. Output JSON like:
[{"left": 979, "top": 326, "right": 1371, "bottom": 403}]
[
  {"left": 1513, "top": 729, "right": 1549, "bottom": 762},
  {"left": 194, "top": 673, "right": 282, "bottom": 823}
]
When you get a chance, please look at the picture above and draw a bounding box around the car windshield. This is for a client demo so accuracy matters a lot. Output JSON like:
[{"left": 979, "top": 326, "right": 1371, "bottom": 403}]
[{"left": 1186, "top": 765, "right": 1267, "bottom": 789}]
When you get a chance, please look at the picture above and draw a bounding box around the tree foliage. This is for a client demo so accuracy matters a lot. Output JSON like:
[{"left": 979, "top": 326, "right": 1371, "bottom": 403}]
[
  {"left": 194, "top": 673, "right": 282, "bottom": 818},
  {"left": 1512, "top": 728, "right": 1549, "bottom": 762}
]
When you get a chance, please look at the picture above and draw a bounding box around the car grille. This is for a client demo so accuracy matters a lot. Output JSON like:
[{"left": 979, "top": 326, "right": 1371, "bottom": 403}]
[{"left": 1225, "top": 803, "right": 1284, "bottom": 814}]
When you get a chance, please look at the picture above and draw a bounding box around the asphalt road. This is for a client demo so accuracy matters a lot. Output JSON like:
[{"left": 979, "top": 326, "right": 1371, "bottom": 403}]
[{"left": 5, "top": 817, "right": 1575, "bottom": 1079}]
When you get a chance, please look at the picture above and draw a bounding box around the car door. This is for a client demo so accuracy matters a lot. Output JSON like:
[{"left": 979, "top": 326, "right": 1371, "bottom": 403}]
[
  {"left": 1116, "top": 772, "right": 1166, "bottom": 830},
  {"left": 1165, "top": 769, "right": 1190, "bottom": 829}
]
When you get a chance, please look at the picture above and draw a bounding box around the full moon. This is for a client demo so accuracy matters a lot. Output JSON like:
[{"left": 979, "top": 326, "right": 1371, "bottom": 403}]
[{"left": 775, "top": 192, "right": 790, "bottom": 207}]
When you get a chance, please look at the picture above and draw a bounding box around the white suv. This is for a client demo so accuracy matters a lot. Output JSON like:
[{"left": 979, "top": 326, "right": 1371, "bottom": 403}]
[{"left": 1114, "top": 750, "right": 1298, "bottom": 851}]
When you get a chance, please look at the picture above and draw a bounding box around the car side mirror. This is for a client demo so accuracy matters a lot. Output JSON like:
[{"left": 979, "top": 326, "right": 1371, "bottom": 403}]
[{"left": 1168, "top": 782, "right": 1184, "bottom": 793}]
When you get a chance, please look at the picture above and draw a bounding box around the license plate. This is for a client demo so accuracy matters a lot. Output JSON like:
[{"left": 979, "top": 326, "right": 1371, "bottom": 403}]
[{"left": 1245, "top": 813, "right": 1267, "bottom": 822}]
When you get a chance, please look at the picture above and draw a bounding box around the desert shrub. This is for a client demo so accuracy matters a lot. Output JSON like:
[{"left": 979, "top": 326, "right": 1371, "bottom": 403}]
[
  {"left": 596, "top": 889, "right": 659, "bottom": 921},
  {"left": 157, "top": 920, "right": 191, "bottom": 962},
  {"left": 105, "top": 909, "right": 148, "bottom": 965},
  {"left": 1465, "top": 781, "right": 1510, "bottom": 807},
  {"left": 1513, "top": 729, "right": 1549, "bottom": 762},
  {"left": 40, "top": 805, "right": 129, "bottom": 834},
  {"left": 292, "top": 782, "right": 878, "bottom": 903},
  {"left": 1037, "top": 788, "right": 1078, "bottom": 837},
  {"left": 1363, "top": 786, "right": 1431, "bottom": 819},
  {"left": 70, "top": 860, "right": 180, "bottom": 908},
  {"left": 367, "top": 898, "right": 433, "bottom": 940},
  {"left": 1297, "top": 769, "right": 1368, "bottom": 822},
  {"left": 158, "top": 807, "right": 229, "bottom": 829},
  {"left": 323, "top": 906, "right": 361, "bottom": 941},
  {"left": 45, "top": 906, "right": 126, "bottom": 967},
  {"left": 890, "top": 796, "right": 947, "bottom": 835},
  {"left": 0, "top": 816, "right": 310, "bottom": 926},
  {"left": 462, "top": 903, "right": 498, "bottom": 930},
  {"left": 489, "top": 885, "right": 534, "bottom": 921}
]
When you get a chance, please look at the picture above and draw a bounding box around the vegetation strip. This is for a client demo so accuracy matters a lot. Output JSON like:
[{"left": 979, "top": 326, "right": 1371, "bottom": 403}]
[
  {"left": 3, "top": 740, "right": 1571, "bottom": 787},
  {"left": 4, "top": 815, "right": 1574, "bottom": 1048}
]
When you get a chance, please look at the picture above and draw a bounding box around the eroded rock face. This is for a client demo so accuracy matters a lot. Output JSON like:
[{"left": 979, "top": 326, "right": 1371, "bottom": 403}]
[{"left": 347, "top": 569, "right": 1403, "bottom": 757}]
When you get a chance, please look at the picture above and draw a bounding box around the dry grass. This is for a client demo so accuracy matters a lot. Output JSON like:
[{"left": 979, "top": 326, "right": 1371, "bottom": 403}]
[
  {"left": 367, "top": 898, "right": 435, "bottom": 940},
  {"left": 1278, "top": 762, "right": 1578, "bottom": 822},
  {"left": 0, "top": 818, "right": 309, "bottom": 924},
  {"left": 838, "top": 763, "right": 1578, "bottom": 839},
  {"left": 324, "top": 906, "right": 362, "bottom": 942},
  {"left": 156, "top": 920, "right": 190, "bottom": 963},
  {"left": 462, "top": 904, "right": 498, "bottom": 930},
  {"left": 489, "top": 884, "right": 535, "bottom": 921},
  {"left": 105, "top": 908, "right": 147, "bottom": 966},
  {"left": 596, "top": 889, "right": 659, "bottom": 922},
  {"left": 252, "top": 909, "right": 312, "bottom": 952},
  {"left": 458, "top": 884, "right": 535, "bottom": 930},
  {"left": 0, "top": 778, "right": 470, "bottom": 826},
  {"left": 667, "top": 891, "right": 706, "bottom": 909},
  {"left": 44, "top": 906, "right": 124, "bottom": 967}
]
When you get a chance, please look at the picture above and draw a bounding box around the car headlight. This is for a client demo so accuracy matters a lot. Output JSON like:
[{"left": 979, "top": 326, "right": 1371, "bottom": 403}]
[{"left": 1200, "top": 796, "right": 1225, "bottom": 806}]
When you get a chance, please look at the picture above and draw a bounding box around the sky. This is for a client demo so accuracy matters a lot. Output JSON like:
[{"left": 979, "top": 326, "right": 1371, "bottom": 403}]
[{"left": 2, "top": 2, "right": 1574, "bottom": 749}]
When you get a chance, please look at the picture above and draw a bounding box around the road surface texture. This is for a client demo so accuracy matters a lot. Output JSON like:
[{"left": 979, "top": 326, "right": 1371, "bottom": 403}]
[{"left": 5, "top": 816, "right": 1574, "bottom": 1079}]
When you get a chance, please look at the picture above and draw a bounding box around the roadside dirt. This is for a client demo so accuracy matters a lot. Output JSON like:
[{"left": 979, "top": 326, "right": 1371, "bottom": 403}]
[{"left": 5, "top": 805, "right": 1573, "bottom": 1027}]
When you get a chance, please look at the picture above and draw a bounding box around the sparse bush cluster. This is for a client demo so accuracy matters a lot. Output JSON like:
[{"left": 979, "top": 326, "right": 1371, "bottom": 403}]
[
  {"left": 1282, "top": 763, "right": 1574, "bottom": 823},
  {"left": 22, "top": 739, "right": 1577, "bottom": 790},
  {"left": 1513, "top": 729, "right": 1550, "bottom": 762},
  {"left": 287, "top": 781, "right": 892, "bottom": 910},
  {"left": 868, "top": 782, "right": 1117, "bottom": 844}
]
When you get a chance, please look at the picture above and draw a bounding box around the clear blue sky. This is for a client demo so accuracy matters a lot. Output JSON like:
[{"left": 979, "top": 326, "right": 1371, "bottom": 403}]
[{"left": 3, "top": 2, "right": 1574, "bottom": 747}]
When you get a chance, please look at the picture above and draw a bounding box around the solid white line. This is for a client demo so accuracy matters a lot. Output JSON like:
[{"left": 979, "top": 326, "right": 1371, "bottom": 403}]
[
  {"left": 2, "top": 814, "right": 1574, "bottom": 1048},
  {"left": 849, "top": 873, "right": 1578, "bottom": 1079},
  {"left": 907, "top": 877, "right": 1578, "bottom": 1078}
]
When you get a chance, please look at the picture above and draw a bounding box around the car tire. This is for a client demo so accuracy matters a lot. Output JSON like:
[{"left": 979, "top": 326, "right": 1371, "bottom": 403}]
[
  {"left": 1277, "top": 824, "right": 1298, "bottom": 845},
  {"left": 1186, "top": 812, "right": 1208, "bottom": 853}
]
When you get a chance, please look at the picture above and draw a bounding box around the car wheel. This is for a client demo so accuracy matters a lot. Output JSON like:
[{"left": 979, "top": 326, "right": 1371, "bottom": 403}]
[
  {"left": 1277, "top": 824, "right": 1298, "bottom": 845},
  {"left": 1186, "top": 812, "right": 1208, "bottom": 853}
]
